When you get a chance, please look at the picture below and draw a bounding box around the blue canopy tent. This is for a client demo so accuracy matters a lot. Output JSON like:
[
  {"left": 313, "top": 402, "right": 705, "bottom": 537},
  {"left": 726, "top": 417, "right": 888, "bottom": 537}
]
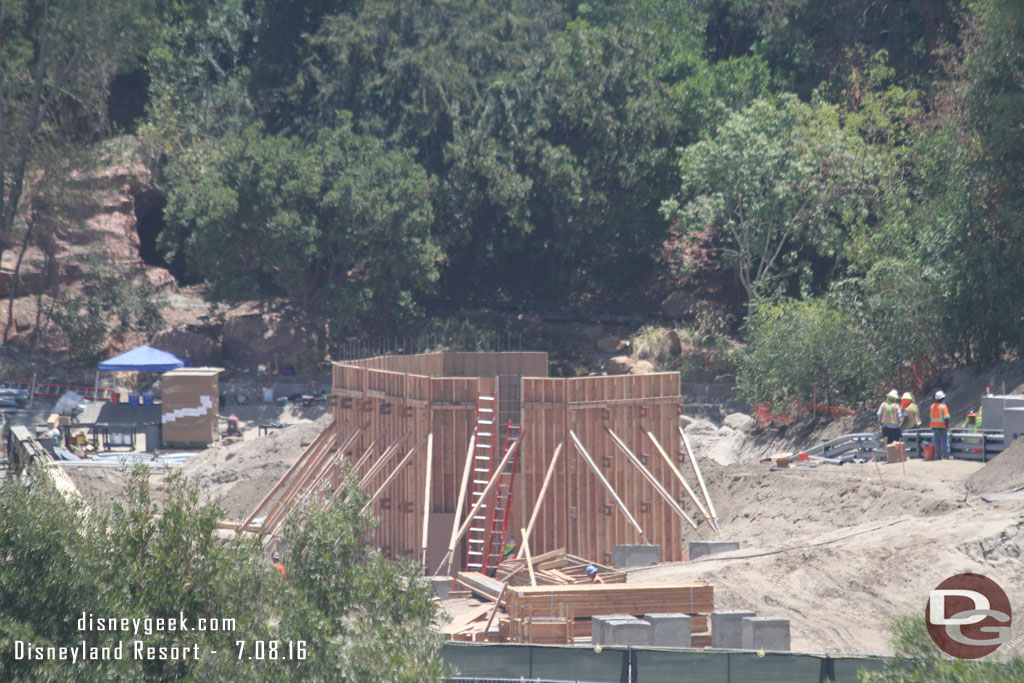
[{"left": 94, "top": 345, "right": 186, "bottom": 402}]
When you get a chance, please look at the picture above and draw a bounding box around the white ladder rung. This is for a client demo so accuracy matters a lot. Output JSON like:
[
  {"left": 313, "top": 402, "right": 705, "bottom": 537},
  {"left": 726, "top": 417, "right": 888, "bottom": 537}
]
[{"left": 479, "top": 396, "right": 495, "bottom": 401}]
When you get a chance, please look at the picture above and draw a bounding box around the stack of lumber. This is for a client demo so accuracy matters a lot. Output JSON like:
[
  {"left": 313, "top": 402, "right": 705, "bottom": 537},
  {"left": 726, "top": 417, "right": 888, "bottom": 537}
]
[
  {"left": 455, "top": 571, "right": 505, "bottom": 603},
  {"left": 495, "top": 547, "right": 626, "bottom": 586},
  {"left": 505, "top": 581, "right": 714, "bottom": 642}
]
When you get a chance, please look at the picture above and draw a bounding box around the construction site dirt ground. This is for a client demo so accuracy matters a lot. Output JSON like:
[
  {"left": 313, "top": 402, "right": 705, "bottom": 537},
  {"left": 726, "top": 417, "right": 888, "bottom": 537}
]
[
  {"left": 59, "top": 395, "right": 1024, "bottom": 657},
  {"left": 631, "top": 455, "right": 1024, "bottom": 656}
]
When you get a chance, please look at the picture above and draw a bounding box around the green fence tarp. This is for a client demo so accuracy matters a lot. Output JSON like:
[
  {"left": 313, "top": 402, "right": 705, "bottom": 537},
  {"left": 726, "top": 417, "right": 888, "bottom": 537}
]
[
  {"left": 444, "top": 642, "right": 891, "bottom": 683},
  {"left": 531, "top": 644, "right": 628, "bottom": 682},
  {"left": 443, "top": 643, "right": 532, "bottom": 679}
]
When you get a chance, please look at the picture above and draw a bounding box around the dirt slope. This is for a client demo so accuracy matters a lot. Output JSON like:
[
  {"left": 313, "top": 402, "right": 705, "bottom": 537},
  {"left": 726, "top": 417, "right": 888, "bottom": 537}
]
[{"left": 631, "top": 457, "right": 1024, "bottom": 655}]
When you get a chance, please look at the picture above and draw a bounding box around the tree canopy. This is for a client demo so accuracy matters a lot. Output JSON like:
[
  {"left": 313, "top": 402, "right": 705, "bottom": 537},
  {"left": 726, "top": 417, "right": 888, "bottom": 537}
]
[{"left": 3, "top": 0, "right": 1024, "bottom": 403}]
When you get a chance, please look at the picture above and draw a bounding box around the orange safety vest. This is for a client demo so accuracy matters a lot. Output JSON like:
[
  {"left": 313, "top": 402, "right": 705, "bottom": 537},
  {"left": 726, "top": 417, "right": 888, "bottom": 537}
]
[
  {"left": 930, "top": 402, "right": 949, "bottom": 428},
  {"left": 274, "top": 561, "right": 286, "bottom": 577}
]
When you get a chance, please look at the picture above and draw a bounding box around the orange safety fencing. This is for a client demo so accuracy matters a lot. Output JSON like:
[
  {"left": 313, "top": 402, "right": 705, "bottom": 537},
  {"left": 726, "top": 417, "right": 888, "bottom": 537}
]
[
  {"left": 753, "top": 400, "right": 856, "bottom": 427},
  {"left": 4, "top": 380, "right": 115, "bottom": 402}
]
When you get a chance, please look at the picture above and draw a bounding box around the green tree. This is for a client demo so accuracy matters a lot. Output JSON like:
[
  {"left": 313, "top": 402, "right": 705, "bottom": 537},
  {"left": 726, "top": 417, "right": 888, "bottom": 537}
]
[
  {"left": 0, "top": 466, "right": 445, "bottom": 681},
  {"left": 440, "top": 19, "right": 685, "bottom": 295},
  {"left": 163, "top": 118, "right": 441, "bottom": 339},
  {"left": 664, "top": 95, "right": 888, "bottom": 309},
  {"left": 45, "top": 254, "right": 165, "bottom": 362}
]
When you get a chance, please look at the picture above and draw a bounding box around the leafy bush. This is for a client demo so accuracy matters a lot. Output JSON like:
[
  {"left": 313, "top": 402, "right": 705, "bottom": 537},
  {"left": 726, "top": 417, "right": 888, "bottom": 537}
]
[
  {"left": 860, "top": 615, "right": 1024, "bottom": 682},
  {"left": 0, "top": 467, "right": 445, "bottom": 682},
  {"left": 736, "top": 297, "right": 885, "bottom": 407}
]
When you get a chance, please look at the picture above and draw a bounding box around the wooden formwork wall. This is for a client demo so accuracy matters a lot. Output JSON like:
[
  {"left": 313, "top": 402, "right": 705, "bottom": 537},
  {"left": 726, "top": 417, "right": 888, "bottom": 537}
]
[
  {"left": 332, "top": 361, "right": 490, "bottom": 563},
  {"left": 516, "top": 373, "right": 684, "bottom": 564},
  {"left": 331, "top": 355, "right": 682, "bottom": 569}
]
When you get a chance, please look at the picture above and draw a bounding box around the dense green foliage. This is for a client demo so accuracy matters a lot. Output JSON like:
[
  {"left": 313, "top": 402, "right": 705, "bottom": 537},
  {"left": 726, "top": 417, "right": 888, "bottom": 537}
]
[
  {"left": 5, "top": 0, "right": 1024, "bottom": 402},
  {"left": 0, "top": 468, "right": 444, "bottom": 681},
  {"left": 860, "top": 615, "right": 1024, "bottom": 682}
]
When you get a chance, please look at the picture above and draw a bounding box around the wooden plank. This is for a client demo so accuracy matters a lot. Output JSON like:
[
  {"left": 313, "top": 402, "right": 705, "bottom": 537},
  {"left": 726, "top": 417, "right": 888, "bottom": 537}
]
[
  {"left": 569, "top": 429, "right": 647, "bottom": 542},
  {"left": 360, "top": 436, "right": 426, "bottom": 513},
  {"left": 515, "top": 442, "right": 563, "bottom": 560},
  {"left": 482, "top": 582, "right": 508, "bottom": 637},
  {"left": 420, "top": 431, "right": 434, "bottom": 568},
  {"left": 440, "top": 432, "right": 476, "bottom": 574},
  {"left": 606, "top": 427, "right": 698, "bottom": 531},
  {"left": 440, "top": 604, "right": 493, "bottom": 634},
  {"left": 680, "top": 426, "right": 719, "bottom": 528},
  {"left": 646, "top": 428, "right": 713, "bottom": 525},
  {"left": 522, "top": 527, "right": 537, "bottom": 587},
  {"left": 456, "top": 571, "right": 505, "bottom": 602},
  {"left": 506, "top": 582, "right": 714, "bottom": 621}
]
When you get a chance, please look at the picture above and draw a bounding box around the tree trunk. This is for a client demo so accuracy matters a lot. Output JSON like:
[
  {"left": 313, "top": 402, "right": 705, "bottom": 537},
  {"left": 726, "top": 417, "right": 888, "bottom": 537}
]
[{"left": 3, "top": 214, "right": 35, "bottom": 342}]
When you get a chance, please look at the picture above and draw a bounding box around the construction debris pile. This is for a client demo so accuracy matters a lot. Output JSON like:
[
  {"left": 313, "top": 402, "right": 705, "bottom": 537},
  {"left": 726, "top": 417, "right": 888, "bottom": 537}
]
[
  {"left": 442, "top": 554, "right": 713, "bottom": 646},
  {"left": 495, "top": 549, "right": 625, "bottom": 586}
]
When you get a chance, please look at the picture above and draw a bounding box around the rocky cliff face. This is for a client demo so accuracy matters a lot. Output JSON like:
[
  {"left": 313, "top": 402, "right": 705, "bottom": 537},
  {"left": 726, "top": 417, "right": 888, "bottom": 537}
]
[
  {"left": 0, "top": 143, "right": 316, "bottom": 369},
  {"left": 0, "top": 151, "right": 177, "bottom": 300}
]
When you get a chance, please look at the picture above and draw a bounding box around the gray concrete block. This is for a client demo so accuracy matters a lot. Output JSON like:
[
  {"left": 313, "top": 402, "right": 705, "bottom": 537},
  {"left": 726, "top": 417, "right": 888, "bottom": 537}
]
[
  {"left": 689, "top": 541, "right": 740, "bottom": 560},
  {"left": 430, "top": 576, "right": 453, "bottom": 600},
  {"left": 644, "top": 613, "right": 692, "bottom": 648},
  {"left": 612, "top": 544, "right": 661, "bottom": 568},
  {"left": 711, "top": 610, "right": 756, "bottom": 649},
  {"left": 741, "top": 616, "right": 790, "bottom": 651},
  {"left": 592, "top": 614, "right": 634, "bottom": 645},
  {"left": 604, "top": 618, "right": 652, "bottom": 647}
]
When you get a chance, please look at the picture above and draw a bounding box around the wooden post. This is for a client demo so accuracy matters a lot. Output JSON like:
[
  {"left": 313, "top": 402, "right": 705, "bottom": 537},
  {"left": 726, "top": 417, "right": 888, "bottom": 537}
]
[
  {"left": 522, "top": 527, "right": 537, "bottom": 586},
  {"left": 238, "top": 421, "right": 349, "bottom": 534},
  {"left": 436, "top": 434, "right": 522, "bottom": 574},
  {"left": 515, "top": 442, "right": 563, "bottom": 560},
  {"left": 441, "top": 432, "right": 476, "bottom": 575},
  {"left": 606, "top": 427, "right": 699, "bottom": 531},
  {"left": 679, "top": 427, "right": 719, "bottom": 528},
  {"left": 360, "top": 436, "right": 426, "bottom": 513},
  {"left": 644, "top": 427, "right": 712, "bottom": 525},
  {"left": 482, "top": 582, "right": 508, "bottom": 638},
  {"left": 569, "top": 429, "right": 647, "bottom": 543},
  {"left": 420, "top": 432, "right": 434, "bottom": 569}
]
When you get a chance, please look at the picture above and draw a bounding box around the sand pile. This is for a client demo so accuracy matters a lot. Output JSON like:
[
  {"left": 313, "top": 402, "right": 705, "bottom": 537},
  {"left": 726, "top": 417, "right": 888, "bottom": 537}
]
[
  {"left": 633, "top": 454, "right": 1024, "bottom": 655},
  {"left": 64, "top": 466, "right": 167, "bottom": 508},
  {"left": 181, "top": 413, "right": 333, "bottom": 520},
  {"left": 965, "top": 437, "right": 1024, "bottom": 494}
]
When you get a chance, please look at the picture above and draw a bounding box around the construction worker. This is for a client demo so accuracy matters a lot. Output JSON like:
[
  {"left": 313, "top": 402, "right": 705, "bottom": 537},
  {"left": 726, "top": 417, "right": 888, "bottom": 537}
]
[
  {"left": 965, "top": 411, "right": 980, "bottom": 433},
  {"left": 585, "top": 564, "right": 605, "bottom": 584},
  {"left": 271, "top": 552, "right": 286, "bottom": 577},
  {"left": 877, "top": 389, "right": 904, "bottom": 444},
  {"left": 900, "top": 392, "right": 920, "bottom": 431},
  {"left": 930, "top": 390, "right": 951, "bottom": 460},
  {"left": 501, "top": 538, "right": 516, "bottom": 562}
]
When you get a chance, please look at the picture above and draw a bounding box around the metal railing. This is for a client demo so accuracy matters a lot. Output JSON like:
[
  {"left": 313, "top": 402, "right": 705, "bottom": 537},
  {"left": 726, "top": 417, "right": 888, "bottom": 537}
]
[
  {"left": 793, "top": 429, "right": 1007, "bottom": 464},
  {"left": 900, "top": 428, "right": 1004, "bottom": 462}
]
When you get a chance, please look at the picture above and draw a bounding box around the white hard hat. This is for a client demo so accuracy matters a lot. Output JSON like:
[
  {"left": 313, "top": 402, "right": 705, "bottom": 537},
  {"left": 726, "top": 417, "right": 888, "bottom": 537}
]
[
  {"left": 901, "top": 392, "right": 913, "bottom": 400},
  {"left": 935, "top": 390, "right": 946, "bottom": 400},
  {"left": 887, "top": 389, "right": 899, "bottom": 400}
]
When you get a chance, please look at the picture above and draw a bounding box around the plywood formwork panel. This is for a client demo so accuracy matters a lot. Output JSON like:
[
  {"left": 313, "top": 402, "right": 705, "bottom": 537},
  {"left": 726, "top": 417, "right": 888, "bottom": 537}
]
[
  {"left": 332, "top": 356, "right": 680, "bottom": 570},
  {"left": 519, "top": 373, "right": 683, "bottom": 564}
]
